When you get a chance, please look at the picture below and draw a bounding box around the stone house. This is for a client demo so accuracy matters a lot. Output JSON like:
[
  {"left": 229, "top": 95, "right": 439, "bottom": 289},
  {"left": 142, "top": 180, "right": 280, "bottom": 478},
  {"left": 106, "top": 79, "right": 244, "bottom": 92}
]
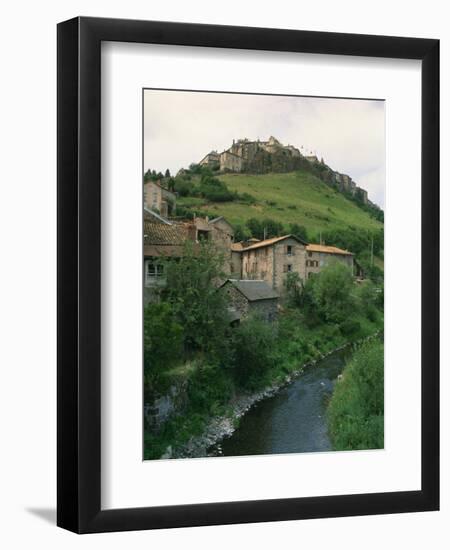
[
  {"left": 199, "top": 150, "right": 220, "bottom": 168},
  {"left": 231, "top": 235, "right": 357, "bottom": 295},
  {"left": 219, "top": 150, "right": 245, "bottom": 172},
  {"left": 144, "top": 214, "right": 235, "bottom": 303},
  {"left": 143, "top": 180, "right": 176, "bottom": 218},
  {"left": 220, "top": 279, "right": 279, "bottom": 323},
  {"left": 190, "top": 215, "right": 234, "bottom": 275},
  {"left": 305, "top": 243, "right": 354, "bottom": 278},
  {"left": 238, "top": 234, "right": 308, "bottom": 294},
  {"left": 143, "top": 221, "right": 197, "bottom": 304}
]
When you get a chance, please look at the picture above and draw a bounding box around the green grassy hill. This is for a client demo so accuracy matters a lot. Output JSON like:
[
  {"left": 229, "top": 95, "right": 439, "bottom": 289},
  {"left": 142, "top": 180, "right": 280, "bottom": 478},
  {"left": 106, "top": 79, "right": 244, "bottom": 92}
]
[{"left": 177, "top": 171, "right": 382, "bottom": 240}]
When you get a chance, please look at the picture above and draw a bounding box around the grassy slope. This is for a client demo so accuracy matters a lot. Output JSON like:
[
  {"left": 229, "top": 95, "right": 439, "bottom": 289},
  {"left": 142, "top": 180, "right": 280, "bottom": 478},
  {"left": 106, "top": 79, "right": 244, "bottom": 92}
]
[{"left": 177, "top": 171, "right": 383, "bottom": 238}]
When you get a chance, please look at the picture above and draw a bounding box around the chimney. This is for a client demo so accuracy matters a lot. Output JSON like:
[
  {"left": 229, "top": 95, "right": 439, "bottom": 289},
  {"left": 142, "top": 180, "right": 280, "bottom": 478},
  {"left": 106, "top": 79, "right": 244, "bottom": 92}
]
[
  {"left": 187, "top": 224, "right": 197, "bottom": 241},
  {"left": 160, "top": 201, "right": 168, "bottom": 218}
]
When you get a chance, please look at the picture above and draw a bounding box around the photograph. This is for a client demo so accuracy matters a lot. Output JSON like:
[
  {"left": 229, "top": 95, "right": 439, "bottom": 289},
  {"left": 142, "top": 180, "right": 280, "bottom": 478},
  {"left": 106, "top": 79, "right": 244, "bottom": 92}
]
[{"left": 143, "top": 90, "right": 385, "bottom": 460}]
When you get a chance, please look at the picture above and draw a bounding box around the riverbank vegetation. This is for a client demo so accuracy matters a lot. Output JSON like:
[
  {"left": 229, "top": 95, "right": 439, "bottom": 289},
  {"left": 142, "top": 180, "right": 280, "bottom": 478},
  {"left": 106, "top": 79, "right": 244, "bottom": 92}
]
[
  {"left": 327, "top": 339, "right": 384, "bottom": 450},
  {"left": 144, "top": 241, "right": 384, "bottom": 459}
]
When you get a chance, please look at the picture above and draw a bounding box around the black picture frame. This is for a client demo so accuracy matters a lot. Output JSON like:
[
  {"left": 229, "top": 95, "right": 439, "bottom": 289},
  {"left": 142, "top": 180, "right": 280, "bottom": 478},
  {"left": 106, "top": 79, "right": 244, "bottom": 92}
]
[{"left": 57, "top": 16, "right": 439, "bottom": 533}]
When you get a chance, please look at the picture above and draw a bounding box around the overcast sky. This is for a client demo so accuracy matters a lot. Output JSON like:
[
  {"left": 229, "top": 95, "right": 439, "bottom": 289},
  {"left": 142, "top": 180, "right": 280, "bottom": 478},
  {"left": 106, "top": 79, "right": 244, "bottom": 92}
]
[{"left": 143, "top": 90, "right": 385, "bottom": 208}]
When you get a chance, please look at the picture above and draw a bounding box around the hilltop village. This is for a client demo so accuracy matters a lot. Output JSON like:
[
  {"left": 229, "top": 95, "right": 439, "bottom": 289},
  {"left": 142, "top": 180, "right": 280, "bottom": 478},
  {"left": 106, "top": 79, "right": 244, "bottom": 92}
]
[
  {"left": 199, "top": 136, "right": 371, "bottom": 206},
  {"left": 144, "top": 175, "right": 359, "bottom": 323},
  {"left": 143, "top": 136, "right": 384, "bottom": 460}
]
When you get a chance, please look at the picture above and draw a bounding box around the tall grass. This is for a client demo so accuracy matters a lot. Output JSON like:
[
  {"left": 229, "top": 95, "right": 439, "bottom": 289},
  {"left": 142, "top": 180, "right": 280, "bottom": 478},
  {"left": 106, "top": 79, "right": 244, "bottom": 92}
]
[
  {"left": 327, "top": 339, "right": 384, "bottom": 450},
  {"left": 195, "top": 171, "right": 383, "bottom": 235}
]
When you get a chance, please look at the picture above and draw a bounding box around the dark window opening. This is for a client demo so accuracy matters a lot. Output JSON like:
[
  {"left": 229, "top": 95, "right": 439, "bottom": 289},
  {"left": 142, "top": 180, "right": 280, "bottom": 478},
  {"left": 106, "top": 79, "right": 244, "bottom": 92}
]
[{"left": 197, "top": 230, "right": 210, "bottom": 241}]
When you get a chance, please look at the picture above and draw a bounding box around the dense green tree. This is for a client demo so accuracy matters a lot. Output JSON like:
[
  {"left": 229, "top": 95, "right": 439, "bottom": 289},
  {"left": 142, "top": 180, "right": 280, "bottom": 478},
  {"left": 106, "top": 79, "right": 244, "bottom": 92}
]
[
  {"left": 143, "top": 302, "right": 183, "bottom": 396},
  {"left": 312, "top": 261, "right": 354, "bottom": 323},
  {"left": 261, "top": 218, "right": 284, "bottom": 238},
  {"left": 246, "top": 218, "right": 263, "bottom": 239},
  {"left": 288, "top": 223, "right": 308, "bottom": 242},
  {"left": 233, "top": 224, "right": 251, "bottom": 242},
  {"left": 245, "top": 217, "right": 285, "bottom": 240},
  {"left": 162, "top": 241, "right": 228, "bottom": 353}
]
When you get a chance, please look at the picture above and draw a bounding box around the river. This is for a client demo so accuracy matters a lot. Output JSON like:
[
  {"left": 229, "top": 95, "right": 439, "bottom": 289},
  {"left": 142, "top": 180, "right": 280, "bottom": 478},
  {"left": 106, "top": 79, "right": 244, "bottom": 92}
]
[{"left": 208, "top": 347, "right": 351, "bottom": 457}]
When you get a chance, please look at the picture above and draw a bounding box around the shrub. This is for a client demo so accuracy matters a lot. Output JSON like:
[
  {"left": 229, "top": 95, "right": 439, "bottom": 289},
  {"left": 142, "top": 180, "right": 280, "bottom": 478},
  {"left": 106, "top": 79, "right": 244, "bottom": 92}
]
[
  {"left": 174, "top": 179, "right": 194, "bottom": 197},
  {"left": 284, "top": 271, "right": 303, "bottom": 307},
  {"left": 143, "top": 302, "right": 183, "bottom": 396},
  {"left": 228, "top": 316, "right": 277, "bottom": 389},
  {"left": 238, "top": 192, "right": 256, "bottom": 204},
  {"left": 339, "top": 319, "right": 361, "bottom": 337},
  {"left": 198, "top": 175, "right": 235, "bottom": 202}
]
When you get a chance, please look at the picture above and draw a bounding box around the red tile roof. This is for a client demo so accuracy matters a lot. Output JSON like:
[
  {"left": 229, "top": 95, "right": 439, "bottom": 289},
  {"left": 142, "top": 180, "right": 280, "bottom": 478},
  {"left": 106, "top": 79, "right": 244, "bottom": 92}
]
[
  {"left": 239, "top": 234, "right": 307, "bottom": 252},
  {"left": 306, "top": 244, "right": 353, "bottom": 256}
]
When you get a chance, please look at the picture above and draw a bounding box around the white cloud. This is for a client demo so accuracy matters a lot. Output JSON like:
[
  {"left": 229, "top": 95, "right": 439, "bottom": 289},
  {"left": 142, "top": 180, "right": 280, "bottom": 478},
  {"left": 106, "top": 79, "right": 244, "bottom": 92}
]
[{"left": 144, "top": 90, "right": 385, "bottom": 208}]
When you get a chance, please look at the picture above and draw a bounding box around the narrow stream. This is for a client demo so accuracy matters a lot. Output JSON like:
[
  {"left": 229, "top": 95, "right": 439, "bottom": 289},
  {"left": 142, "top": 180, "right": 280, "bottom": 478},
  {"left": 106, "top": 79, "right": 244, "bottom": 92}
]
[{"left": 209, "top": 347, "right": 351, "bottom": 457}]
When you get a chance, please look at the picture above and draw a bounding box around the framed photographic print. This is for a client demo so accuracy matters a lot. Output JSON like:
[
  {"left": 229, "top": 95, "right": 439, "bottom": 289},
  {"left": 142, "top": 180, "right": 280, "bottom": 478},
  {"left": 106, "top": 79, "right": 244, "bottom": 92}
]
[{"left": 57, "top": 17, "right": 439, "bottom": 533}]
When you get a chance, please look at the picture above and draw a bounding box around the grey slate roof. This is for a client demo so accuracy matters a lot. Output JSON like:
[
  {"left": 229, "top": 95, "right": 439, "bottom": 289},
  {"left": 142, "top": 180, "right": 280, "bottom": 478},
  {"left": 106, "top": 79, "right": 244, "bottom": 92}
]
[{"left": 222, "top": 279, "right": 279, "bottom": 301}]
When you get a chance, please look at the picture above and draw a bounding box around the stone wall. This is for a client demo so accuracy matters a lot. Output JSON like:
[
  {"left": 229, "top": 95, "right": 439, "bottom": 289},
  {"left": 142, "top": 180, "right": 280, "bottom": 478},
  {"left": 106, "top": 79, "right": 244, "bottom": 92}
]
[
  {"left": 230, "top": 250, "right": 242, "bottom": 277},
  {"left": 220, "top": 151, "right": 245, "bottom": 172},
  {"left": 241, "top": 245, "right": 274, "bottom": 283},
  {"left": 222, "top": 283, "right": 249, "bottom": 317},
  {"left": 355, "top": 187, "right": 368, "bottom": 204},
  {"left": 144, "top": 381, "right": 188, "bottom": 434},
  {"left": 272, "top": 238, "right": 307, "bottom": 293},
  {"left": 249, "top": 298, "right": 278, "bottom": 322},
  {"left": 240, "top": 238, "right": 307, "bottom": 295}
]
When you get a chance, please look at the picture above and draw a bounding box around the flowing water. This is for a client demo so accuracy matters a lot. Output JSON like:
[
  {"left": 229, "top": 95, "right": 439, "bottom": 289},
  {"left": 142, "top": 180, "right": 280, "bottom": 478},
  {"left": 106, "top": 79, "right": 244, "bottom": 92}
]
[{"left": 209, "top": 348, "right": 351, "bottom": 457}]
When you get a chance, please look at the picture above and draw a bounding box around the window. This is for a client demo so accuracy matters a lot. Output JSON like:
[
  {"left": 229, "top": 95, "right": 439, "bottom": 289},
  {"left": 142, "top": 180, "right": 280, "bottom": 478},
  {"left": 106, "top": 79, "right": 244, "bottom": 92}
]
[
  {"left": 287, "top": 245, "right": 292, "bottom": 256},
  {"left": 308, "top": 251, "right": 312, "bottom": 257},
  {"left": 146, "top": 262, "right": 164, "bottom": 283},
  {"left": 287, "top": 264, "right": 292, "bottom": 272},
  {"left": 197, "top": 229, "right": 209, "bottom": 241}
]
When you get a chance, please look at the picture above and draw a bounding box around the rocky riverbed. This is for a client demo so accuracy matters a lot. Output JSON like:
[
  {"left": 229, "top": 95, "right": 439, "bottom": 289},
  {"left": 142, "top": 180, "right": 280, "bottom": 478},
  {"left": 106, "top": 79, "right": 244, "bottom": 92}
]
[{"left": 170, "top": 343, "right": 355, "bottom": 459}]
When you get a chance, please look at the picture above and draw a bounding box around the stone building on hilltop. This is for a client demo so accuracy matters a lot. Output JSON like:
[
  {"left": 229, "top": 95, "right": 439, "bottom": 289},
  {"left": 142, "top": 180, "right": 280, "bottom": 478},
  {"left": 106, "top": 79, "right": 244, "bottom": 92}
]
[{"left": 197, "top": 136, "right": 370, "bottom": 204}]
